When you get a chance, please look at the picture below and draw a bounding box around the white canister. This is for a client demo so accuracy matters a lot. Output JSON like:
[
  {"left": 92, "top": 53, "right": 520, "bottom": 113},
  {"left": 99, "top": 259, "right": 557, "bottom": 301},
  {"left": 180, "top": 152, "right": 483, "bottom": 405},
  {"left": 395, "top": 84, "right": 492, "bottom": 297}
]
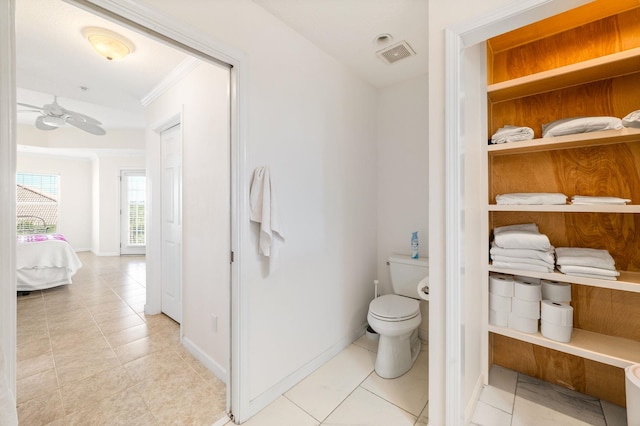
[
  {"left": 541, "top": 280, "right": 572, "bottom": 302},
  {"left": 489, "top": 293, "right": 512, "bottom": 312},
  {"left": 489, "top": 273, "right": 514, "bottom": 297},
  {"left": 489, "top": 309, "right": 509, "bottom": 327},
  {"left": 541, "top": 300, "right": 573, "bottom": 326},
  {"left": 541, "top": 320, "right": 572, "bottom": 342},
  {"left": 509, "top": 313, "right": 539, "bottom": 334},
  {"left": 514, "top": 278, "right": 542, "bottom": 301},
  {"left": 512, "top": 297, "right": 540, "bottom": 319}
]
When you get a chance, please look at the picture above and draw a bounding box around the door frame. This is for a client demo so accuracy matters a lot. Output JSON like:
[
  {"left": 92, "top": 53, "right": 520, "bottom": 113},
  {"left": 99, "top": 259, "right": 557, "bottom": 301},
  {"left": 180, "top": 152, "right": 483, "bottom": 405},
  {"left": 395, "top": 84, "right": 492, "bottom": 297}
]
[{"left": 120, "top": 169, "right": 147, "bottom": 256}]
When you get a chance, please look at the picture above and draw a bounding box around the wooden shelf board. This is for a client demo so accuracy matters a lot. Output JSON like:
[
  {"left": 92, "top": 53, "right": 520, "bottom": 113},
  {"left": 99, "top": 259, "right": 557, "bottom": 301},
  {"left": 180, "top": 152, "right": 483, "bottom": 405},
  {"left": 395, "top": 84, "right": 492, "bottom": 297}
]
[
  {"left": 488, "top": 265, "right": 640, "bottom": 293},
  {"left": 487, "top": 47, "right": 640, "bottom": 102},
  {"left": 487, "top": 127, "right": 640, "bottom": 156},
  {"left": 488, "top": 204, "right": 640, "bottom": 213},
  {"left": 488, "top": 325, "right": 640, "bottom": 368}
]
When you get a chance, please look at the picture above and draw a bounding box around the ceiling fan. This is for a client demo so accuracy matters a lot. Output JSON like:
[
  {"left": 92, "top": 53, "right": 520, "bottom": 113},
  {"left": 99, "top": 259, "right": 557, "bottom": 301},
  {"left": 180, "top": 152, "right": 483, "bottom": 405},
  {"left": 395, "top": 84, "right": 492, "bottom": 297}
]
[{"left": 17, "top": 96, "right": 106, "bottom": 136}]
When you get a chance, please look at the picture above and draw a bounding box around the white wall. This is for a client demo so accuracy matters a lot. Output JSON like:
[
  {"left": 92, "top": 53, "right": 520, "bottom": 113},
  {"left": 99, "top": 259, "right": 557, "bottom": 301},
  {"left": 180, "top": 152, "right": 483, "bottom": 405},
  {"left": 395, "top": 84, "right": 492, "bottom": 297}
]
[
  {"left": 145, "top": 61, "right": 231, "bottom": 375},
  {"left": 144, "top": 0, "right": 379, "bottom": 411},
  {"left": 17, "top": 152, "right": 92, "bottom": 250},
  {"left": 93, "top": 155, "right": 146, "bottom": 255},
  {"left": 377, "top": 74, "right": 429, "bottom": 338}
]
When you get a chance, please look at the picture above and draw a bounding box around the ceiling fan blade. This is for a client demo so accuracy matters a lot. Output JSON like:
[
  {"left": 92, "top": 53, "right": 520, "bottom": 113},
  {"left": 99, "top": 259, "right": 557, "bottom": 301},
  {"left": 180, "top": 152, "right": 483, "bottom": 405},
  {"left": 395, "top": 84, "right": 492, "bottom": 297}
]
[
  {"left": 65, "top": 116, "right": 106, "bottom": 136},
  {"left": 17, "top": 102, "right": 44, "bottom": 111},
  {"left": 59, "top": 106, "right": 102, "bottom": 125},
  {"left": 35, "top": 116, "right": 58, "bottom": 131}
]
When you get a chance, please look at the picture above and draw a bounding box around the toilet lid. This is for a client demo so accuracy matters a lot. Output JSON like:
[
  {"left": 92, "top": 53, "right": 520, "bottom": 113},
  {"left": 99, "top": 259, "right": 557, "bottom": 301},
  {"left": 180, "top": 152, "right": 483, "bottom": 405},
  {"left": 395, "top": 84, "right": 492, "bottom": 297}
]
[{"left": 369, "top": 294, "right": 420, "bottom": 321}]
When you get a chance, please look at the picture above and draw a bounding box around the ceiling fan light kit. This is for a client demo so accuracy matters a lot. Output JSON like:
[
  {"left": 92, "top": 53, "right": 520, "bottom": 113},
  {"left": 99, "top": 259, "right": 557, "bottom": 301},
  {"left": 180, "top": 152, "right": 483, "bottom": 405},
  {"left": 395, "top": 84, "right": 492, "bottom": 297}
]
[{"left": 82, "top": 26, "right": 135, "bottom": 61}]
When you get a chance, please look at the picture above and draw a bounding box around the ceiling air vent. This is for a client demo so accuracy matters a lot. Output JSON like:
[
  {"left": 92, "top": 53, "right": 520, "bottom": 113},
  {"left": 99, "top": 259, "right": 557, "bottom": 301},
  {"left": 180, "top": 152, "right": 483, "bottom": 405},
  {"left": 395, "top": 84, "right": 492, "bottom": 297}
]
[{"left": 376, "top": 40, "right": 416, "bottom": 65}]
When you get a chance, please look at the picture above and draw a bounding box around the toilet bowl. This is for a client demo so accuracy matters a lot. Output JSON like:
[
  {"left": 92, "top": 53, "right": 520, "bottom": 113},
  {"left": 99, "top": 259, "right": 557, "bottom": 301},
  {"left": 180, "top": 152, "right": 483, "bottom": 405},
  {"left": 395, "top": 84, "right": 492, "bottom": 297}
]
[
  {"left": 626, "top": 364, "right": 640, "bottom": 425},
  {"left": 368, "top": 294, "right": 422, "bottom": 378}
]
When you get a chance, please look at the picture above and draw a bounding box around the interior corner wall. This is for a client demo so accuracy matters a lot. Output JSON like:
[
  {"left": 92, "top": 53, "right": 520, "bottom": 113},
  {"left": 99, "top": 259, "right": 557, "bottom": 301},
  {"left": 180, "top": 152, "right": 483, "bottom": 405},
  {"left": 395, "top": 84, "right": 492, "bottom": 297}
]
[
  {"left": 16, "top": 153, "right": 92, "bottom": 250},
  {"left": 145, "top": 61, "right": 231, "bottom": 376},
  {"left": 376, "top": 74, "right": 429, "bottom": 339},
  {"left": 143, "top": 0, "right": 379, "bottom": 407}
]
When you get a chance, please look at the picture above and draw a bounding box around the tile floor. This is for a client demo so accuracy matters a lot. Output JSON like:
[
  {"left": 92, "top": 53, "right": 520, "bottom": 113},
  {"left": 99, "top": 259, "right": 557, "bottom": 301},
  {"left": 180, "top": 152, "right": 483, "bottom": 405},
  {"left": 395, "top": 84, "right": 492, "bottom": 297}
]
[
  {"left": 471, "top": 364, "right": 628, "bottom": 426},
  {"left": 226, "top": 335, "right": 429, "bottom": 426},
  {"left": 16, "top": 252, "right": 227, "bottom": 425}
]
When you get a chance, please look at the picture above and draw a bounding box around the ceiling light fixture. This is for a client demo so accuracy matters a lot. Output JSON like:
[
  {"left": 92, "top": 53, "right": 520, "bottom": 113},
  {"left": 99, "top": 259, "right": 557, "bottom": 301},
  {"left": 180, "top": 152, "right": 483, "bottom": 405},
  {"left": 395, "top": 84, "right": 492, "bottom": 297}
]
[{"left": 82, "top": 27, "right": 135, "bottom": 61}]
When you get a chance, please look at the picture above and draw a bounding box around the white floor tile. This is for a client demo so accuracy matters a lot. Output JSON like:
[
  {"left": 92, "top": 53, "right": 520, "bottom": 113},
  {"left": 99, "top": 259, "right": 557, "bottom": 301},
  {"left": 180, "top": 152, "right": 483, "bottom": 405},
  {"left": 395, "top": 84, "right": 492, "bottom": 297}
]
[
  {"left": 470, "top": 400, "right": 512, "bottom": 426},
  {"left": 284, "top": 344, "right": 375, "bottom": 422},
  {"left": 478, "top": 365, "right": 517, "bottom": 415},
  {"left": 601, "top": 400, "right": 627, "bottom": 426},
  {"left": 415, "top": 401, "right": 428, "bottom": 425},
  {"left": 242, "top": 396, "right": 319, "bottom": 426},
  {"left": 322, "top": 387, "right": 416, "bottom": 426},
  {"left": 360, "top": 347, "right": 428, "bottom": 416},
  {"left": 352, "top": 334, "right": 379, "bottom": 353},
  {"left": 511, "top": 396, "right": 601, "bottom": 426}
]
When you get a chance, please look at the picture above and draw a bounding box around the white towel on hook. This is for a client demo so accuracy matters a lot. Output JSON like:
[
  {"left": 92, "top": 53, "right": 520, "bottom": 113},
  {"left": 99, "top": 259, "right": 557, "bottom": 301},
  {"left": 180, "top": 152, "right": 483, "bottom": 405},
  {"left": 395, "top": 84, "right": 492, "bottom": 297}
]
[{"left": 250, "top": 166, "right": 284, "bottom": 269}]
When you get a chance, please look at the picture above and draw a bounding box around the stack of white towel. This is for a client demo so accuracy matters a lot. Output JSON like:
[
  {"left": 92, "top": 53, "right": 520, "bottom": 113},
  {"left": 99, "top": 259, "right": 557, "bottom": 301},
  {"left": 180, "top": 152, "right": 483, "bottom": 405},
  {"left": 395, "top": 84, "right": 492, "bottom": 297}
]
[
  {"left": 491, "top": 223, "right": 554, "bottom": 273},
  {"left": 490, "top": 125, "right": 534, "bottom": 144},
  {"left": 496, "top": 193, "right": 567, "bottom": 205},
  {"left": 571, "top": 195, "right": 631, "bottom": 205},
  {"left": 555, "top": 247, "right": 620, "bottom": 280}
]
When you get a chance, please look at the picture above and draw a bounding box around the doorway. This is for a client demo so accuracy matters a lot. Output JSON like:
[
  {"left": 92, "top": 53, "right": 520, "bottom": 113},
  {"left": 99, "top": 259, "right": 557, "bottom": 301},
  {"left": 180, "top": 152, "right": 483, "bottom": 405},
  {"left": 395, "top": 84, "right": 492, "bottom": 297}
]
[{"left": 120, "top": 169, "right": 146, "bottom": 256}]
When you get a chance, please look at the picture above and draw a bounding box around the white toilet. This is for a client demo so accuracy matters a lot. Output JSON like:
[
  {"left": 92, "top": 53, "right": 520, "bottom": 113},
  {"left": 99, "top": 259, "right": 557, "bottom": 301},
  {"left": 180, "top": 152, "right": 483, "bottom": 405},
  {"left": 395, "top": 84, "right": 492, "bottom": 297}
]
[{"left": 367, "top": 255, "right": 428, "bottom": 379}]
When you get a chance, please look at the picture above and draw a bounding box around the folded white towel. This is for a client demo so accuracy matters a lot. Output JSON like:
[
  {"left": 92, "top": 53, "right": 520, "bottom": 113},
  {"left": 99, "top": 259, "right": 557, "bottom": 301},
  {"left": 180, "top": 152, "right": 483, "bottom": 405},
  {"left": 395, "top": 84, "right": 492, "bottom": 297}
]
[
  {"left": 542, "top": 116, "right": 623, "bottom": 137},
  {"left": 571, "top": 195, "right": 631, "bottom": 205},
  {"left": 557, "top": 271, "right": 618, "bottom": 281},
  {"left": 623, "top": 109, "right": 640, "bottom": 128},
  {"left": 491, "top": 255, "right": 554, "bottom": 267},
  {"left": 555, "top": 247, "right": 615, "bottom": 270},
  {"left": 496, "top": 192, "right": 567, "bottom": 205},
  {"left": 491, "top": 125, "right": 535, "bottom": 144},
  {"left": 250, "top": 166, "right": 284, "bottom": 270},
  {"left": 491, "top": 260, "right": 553, "bottom": 273},
  {"left": 557, "top": 264, "right": 619, "bottom": 278},
  {"left": 490, "top": 242, "right": 555, "bottom": 263},
  {"left": 493, "top": 223, "right": 551, "bottom": 251}
]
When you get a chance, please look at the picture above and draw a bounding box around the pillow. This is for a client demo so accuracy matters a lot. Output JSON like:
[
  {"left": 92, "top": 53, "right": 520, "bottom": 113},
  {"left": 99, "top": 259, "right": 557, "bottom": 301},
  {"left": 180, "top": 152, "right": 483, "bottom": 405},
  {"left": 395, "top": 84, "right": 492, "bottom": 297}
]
[
  {"left": 541, "top": 116, "right": 623, "bottom": 137},
  {"left": 622, "top": 110, "right": 640, "bottom": 128}
]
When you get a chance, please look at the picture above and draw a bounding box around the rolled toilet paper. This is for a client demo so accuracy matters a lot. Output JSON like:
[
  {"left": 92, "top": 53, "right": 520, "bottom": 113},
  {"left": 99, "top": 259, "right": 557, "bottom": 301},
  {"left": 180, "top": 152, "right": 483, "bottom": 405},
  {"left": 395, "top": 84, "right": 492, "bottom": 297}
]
[
  {"left": 489, "top": 273, "right": 514, "bottom": 297},
  {"left": 516, "top": 275, "right": 541, "bottom": 284},
  {"left": 417, "top": 277, "right": 429, "bottom": 301},
  {"left": 509, "top": 313, "right": 539, "bottom": 334},
  {"left": 512, "top": 297, "right": 540, "bottom": 319},
  {"left": 541, "top": 300, "right": 573, "bottom": 326},
  {"left": 541, "top": 320, "right": 572, "bottom": 342},
  {"left": 490, "top": 309, "right": 509, "bottom": 327},
  {"left": 541, "top": 280, "right": 571, "bottom": 302},
  {"left": 514, "top": 278, "right": 542, "bottom": 301},
  {"left": 489, "top": 292, "right": 512, "bottom": 312}
]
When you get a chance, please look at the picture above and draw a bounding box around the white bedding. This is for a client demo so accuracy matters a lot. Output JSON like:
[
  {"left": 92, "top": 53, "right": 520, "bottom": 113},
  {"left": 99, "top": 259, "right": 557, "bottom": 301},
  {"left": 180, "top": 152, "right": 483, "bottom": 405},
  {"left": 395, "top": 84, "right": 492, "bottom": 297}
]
[{"left": 17, "top": 237, "right": 82, "bottom": 291}]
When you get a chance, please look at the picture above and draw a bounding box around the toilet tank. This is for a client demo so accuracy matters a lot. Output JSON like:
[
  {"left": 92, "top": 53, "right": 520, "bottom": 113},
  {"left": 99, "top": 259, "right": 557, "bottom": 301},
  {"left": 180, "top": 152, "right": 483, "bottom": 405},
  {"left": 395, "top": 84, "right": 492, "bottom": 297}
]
[{"left": 389, "top": 255, "right": 429, "bottom": 298}]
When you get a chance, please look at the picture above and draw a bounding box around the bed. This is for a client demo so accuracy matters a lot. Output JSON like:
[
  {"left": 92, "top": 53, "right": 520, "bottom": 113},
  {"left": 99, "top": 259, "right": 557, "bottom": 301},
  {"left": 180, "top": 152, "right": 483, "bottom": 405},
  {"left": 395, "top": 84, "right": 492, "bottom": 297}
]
[{"left": 16, "top": 216, "right": 82, "bottom": 291}]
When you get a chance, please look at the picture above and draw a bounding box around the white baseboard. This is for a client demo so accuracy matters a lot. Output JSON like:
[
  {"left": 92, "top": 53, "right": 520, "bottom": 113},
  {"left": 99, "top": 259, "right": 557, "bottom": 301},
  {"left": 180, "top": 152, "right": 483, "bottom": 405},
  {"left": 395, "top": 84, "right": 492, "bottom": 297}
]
[
  {"left": 182, "top": 336, "right": 228, "bottom": 385},
  {"left": 210, "top": 414, "right": 231, "bottom": 426},
  {"left": 465, "top": 373, "right": 485, "bottom": 424},
  {"left": 245, "top": 325, "right": 367, "bottom": 420}
]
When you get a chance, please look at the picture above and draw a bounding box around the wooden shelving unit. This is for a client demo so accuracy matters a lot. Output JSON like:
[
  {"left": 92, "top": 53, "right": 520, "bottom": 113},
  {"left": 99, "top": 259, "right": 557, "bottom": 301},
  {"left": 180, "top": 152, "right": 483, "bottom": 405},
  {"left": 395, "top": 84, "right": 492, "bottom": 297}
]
[{"left": 484, "top": 2, "right": 640, "bottom": 407}]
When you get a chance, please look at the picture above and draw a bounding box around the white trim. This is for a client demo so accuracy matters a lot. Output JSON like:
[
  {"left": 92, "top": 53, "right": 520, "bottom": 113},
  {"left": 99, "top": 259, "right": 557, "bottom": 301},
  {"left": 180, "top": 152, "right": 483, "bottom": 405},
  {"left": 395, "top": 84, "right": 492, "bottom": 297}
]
[
  {"left": 140, "top": 57, "right": 202, "bottom": 107},
  {"left": 442, "top": 0, "right": 593, "bottom": 424},
  {"left": 0, "top": 0, "right": 17, "bottom": 406},
  {"left": 182, "top": 336, "right": 227, "bottom": 384},
  {"left": 465, "top": 373, "right": 485, "bottom": 424}
]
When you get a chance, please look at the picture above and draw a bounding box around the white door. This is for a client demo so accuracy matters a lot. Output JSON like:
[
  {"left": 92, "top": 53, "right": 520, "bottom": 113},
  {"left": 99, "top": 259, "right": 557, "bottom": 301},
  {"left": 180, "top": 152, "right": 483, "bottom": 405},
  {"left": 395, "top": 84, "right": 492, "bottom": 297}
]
[
  {"left": 120, "top": 170, "right": 146, "bottom": 255},
  {"left": 161, "top": 123, "right": 182, "bottom": 323}
]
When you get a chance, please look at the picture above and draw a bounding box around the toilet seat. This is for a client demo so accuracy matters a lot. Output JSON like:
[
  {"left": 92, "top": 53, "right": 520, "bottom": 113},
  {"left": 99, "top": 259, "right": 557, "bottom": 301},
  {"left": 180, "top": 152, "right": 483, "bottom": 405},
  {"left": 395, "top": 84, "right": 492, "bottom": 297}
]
[{"left": 369, "top": 294, "right": 420, "bottom": 322}]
